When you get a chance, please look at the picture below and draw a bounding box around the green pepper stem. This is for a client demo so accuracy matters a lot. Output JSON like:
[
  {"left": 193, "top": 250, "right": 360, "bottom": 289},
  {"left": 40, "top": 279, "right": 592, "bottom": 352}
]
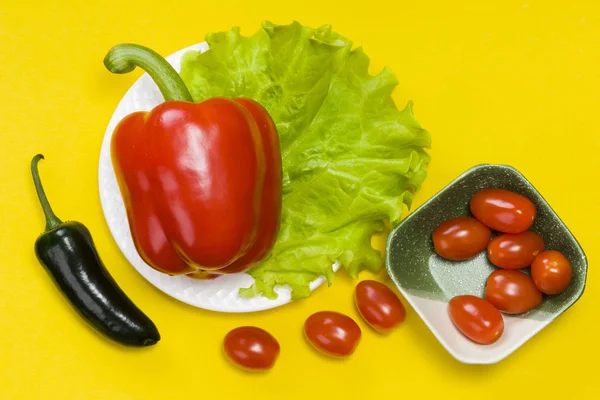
[
  {"left": 31, "top": 154, "right": 62, "bottom": 231},
  {"left": 104, "top": 43, "right": 193, "bottom": 102}
]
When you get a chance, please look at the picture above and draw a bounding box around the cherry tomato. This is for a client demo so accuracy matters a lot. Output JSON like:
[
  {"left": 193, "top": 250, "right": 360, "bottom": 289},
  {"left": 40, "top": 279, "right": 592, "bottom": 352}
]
[
  {"left": 531, "top": 250, "right": 573, "bottom": 294},
  {"left": 448, "top": 295, "right": 504, "bottom": 345},
  {"left": 355, "top": 280, "right": 406, "bottom": 333},
  {"left": 304, "top": 311, "right": 361, "bottom": 357},
  {"left": 223, "top": 326, "right": 280, "bottom": 370},
  {"left": 487, "top": 231, "right": 545, "bottom": 269},
  {"left": 470, "top": 188, "right": 536, "bottom": 233},
  {"left": 485, "top": 270, "right": 542, "bottom": 314},
  {"left": 432, "top": 217, "right": 492, "bottom": 260}
]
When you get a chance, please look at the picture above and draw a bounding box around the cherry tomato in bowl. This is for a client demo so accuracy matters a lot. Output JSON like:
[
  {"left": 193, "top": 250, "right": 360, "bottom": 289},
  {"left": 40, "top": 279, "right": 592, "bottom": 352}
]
[
  {"left": 470, "top": 188, "right": 536, "bottom": 233},
  {"left": 355, "top": 280, "right": 406, "bottom": 333},
  {"left": 448, "top": 295, "right": 504, "bottom": 345},
  {"left": 487, "top": 231, "right": 545, "bottom": 269},
  {"left": 531, "top": 250, "right": 573, "bottom": 294},
  {"left": 485, "top": 270, "right": 542, "bottom": 314},
  {"left": 304, "top": 311, "right": 361, "bottom": 357},
  {"left": 223, "top": 326, "right": 280, "bottom": 371},
  {"left": 432, "top": 216, "right": 492, "bottom": 260}
]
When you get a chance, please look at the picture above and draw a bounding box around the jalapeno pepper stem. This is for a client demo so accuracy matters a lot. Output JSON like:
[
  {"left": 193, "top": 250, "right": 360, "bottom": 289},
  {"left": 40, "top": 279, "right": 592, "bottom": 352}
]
[
  {"left": 31, "top": 154, "right": 62, "bottom": 231},
  {"left": 104, "top": 43, "right": 193, "bottom": 102}
]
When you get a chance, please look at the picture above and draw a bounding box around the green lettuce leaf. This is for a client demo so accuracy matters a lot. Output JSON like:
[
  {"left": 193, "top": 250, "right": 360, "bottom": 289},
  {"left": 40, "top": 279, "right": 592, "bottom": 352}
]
[{"left": 180, "top": 21, "right": 431, "bottom": 299}]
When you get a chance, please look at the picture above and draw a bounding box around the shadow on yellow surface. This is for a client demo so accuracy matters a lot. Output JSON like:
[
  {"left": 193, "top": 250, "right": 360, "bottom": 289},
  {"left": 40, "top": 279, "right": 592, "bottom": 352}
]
[{"left": 1, "top": 1, "right": 599, "bottom": 399}]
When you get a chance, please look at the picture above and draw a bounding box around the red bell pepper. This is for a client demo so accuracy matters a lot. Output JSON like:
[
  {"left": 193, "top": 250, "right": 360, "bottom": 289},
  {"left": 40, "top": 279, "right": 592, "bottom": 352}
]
[{"left": 104, "top": 44, "right": 282, "bottom": 277}]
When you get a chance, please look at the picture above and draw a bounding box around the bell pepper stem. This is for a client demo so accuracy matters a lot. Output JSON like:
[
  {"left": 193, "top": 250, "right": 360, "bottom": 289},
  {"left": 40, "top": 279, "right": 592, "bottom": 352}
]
[
  {"left": 104, "top": 43, "right": 193, "bottom": 102},
  {"left": 31, "top": 154, "right": 62, "bottom": 231}
]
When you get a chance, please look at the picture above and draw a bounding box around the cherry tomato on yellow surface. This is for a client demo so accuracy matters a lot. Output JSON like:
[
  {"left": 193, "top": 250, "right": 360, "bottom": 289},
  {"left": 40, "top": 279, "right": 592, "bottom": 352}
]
[
  {"left": 355, "top": 280, "right": 406, "bottom": 333},
  {"left": 470, "top": 188, "right": 536, "bottom": 233},
  {"left": 448, "top": 295, "right": 504, "bottom": 345},
  {"left": 223, "top": 327, "right": 280, "bottom": 371},
  {"left": 531, "top": 250, "right": 573, "bottom": 294},
  {"left": 487, "top": 231, "right": 545, "bottom": 269},
  {"left": 485, "top": 270, "right": 542, "bottom": 314},
  {"left": 432, "top": 216, "right": 492, "bottom": 260},
  {"left": 304, "top": 311, "right": 361, "bottom": 357}
]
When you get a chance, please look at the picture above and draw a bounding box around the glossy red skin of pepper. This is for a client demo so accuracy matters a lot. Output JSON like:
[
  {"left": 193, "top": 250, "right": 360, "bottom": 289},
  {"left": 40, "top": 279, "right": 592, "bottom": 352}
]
[
  {"left": 111, "top": 97, "right": 282, "bottom": 275},
  {"left": 187, "top": 99, "right": 282, "bottom": 278}
]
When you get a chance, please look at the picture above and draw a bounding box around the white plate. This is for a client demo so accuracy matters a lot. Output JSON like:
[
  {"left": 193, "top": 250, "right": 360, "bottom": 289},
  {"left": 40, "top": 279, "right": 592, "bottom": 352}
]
[{"left": 98, "top": 42, "right": 339, "bottom": 313}]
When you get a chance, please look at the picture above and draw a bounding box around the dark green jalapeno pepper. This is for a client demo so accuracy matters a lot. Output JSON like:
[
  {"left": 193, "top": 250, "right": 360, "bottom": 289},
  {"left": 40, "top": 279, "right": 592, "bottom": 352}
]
[{"left": 31, "top": 154, "right": 160, "bottom": 347}]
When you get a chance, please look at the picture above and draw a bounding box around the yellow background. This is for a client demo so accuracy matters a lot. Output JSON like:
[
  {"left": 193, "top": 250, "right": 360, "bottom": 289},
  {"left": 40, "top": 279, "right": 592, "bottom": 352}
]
[{"left": 1, "top": 1, "right": 598, "bottom": 398}]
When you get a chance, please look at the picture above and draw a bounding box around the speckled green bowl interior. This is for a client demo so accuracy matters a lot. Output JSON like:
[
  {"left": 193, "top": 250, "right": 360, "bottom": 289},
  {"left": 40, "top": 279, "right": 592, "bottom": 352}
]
[{"left": 387, "top": 164, "right": 587, "bottom": 322}]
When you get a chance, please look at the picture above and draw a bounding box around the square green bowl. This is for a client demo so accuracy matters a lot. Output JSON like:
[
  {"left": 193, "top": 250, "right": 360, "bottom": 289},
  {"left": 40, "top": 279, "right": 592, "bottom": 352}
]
[{"left": 386, "top": 164, "right": 587, "bottom": 364}]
